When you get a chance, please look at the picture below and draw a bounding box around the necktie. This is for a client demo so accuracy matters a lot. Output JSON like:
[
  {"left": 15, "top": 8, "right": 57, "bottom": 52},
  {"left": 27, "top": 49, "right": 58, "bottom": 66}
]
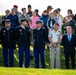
[
  {"left": 68, "top": 34, "right": 71, "bottom": 41},
  {"left": 50, "top": 20, "right": 52, "bottom": 28}
]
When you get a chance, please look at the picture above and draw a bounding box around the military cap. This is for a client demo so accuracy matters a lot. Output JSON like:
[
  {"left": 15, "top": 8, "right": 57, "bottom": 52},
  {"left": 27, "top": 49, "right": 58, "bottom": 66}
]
[
  {"left": 13, "top": 5, "right": 18, "bottom": 8},
  {"left": 36, "top": 20, "right": 43, "bottom": 25},
  {"left": 55, "top": 22, "right": 59, "bottom": 26},
  {"left": 21, "top": 18, "right": 28, "bottom": 23},
  {"left": 5, "top": 19, "right": 10, "bottom": 23}
]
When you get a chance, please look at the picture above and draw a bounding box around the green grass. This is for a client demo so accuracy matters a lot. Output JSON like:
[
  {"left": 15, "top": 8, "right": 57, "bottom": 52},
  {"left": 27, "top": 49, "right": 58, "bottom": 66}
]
[
  {"left": 0, "top": 45, "right": 76, "bottom": 75},
  {"left": 0, "top": 68, "right": 76, "bottom": 75}
]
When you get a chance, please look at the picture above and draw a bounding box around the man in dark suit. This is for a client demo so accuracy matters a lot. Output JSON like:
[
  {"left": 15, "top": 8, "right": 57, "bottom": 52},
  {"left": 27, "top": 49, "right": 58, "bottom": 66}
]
[
  {"left": 62, "top": 26, "right": 76, "bottom": 69},
  {"left": 15, "top": 18, "right": 30, "bottom": 68},
  {"left": 0, "top": 19, "right": 15, "bottom": 67},
  {"left": 33, "top": 20, "right": 48, "bottom": 68}
]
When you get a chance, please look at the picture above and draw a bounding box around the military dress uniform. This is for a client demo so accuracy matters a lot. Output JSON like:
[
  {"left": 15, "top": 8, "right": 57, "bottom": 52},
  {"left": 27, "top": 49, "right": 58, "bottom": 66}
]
[
  {"left": 15, "top": 25, "right": 30, "bottom": 67},
  {"left": 48, "top": 27, "right": 61, "bottom": 69},
  {"left": 0, "top": 20, "right": 15, "bottom": 67},
  {"left": 33, "top": 20, "right": 47, "bottom": 68}
]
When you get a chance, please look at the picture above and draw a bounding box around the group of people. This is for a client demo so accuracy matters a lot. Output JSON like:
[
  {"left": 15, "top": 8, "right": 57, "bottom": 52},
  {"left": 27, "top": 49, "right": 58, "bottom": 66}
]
[{"left": 0, "top": 4, "right": 76, "bottom": 69}]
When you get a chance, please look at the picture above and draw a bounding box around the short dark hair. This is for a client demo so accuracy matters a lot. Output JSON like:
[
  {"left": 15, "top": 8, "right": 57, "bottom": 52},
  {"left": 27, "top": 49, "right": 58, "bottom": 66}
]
[
  {"left": 68, "top": 9, "right": 73, "bottom": 14},
  {"left": 54, "top": 10, "right": 58, "bottom": 13},
  {"left": 35, "top": 9, "right": 39, "bottom": 13},
  {"left": 43, "top": 10, "right": 48, "bottom": 13},
  {"left": 21, "top": 8, "right": 26, "bottom": 11},
  {"left": 47, "top": 5, "right": 53, "bottom": 10},
  {"left": 34, "top": 9, "right": 39, "bottom": 16},
  {"left": 68, "top": 14, "right": 73, "bottom": 18},
  {"left": 57, "top": 8, "right": 61, "bottom": 11},
  {"left": 28, "top": 4, "right": 31, "bottom": 8}
]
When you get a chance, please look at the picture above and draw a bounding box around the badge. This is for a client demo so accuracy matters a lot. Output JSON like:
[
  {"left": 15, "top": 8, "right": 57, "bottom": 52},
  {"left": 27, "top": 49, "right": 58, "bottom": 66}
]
[
  {"left": 19, "top": 29, "right": 22, "bottom": 32},
  {"left": 57, "top": 34, "right": 60, "bottom": 38},
  {"left": 20, "top": 33, "right": 22, "bottom": 35},
  {"left": 3, "top": 33, "right": 5, "bottom": 36},
  {"left": 3, "top": 30, "right": 6, "bottom": 32}
]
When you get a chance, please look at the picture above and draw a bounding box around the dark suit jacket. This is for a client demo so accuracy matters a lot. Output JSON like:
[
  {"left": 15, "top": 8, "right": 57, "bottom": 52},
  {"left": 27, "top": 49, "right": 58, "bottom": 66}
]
[{"left": 62, "top": 34, "right": 76, "bottom": 53}]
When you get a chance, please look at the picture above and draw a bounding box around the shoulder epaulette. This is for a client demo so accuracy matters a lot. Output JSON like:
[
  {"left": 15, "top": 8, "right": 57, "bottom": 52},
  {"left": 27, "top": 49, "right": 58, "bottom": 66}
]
[
  {"left": 41, "top": 26, "right": 45, "bottom": 29},
  {"left": 16, "top": 26, "right": 21, "bottom": 28}
]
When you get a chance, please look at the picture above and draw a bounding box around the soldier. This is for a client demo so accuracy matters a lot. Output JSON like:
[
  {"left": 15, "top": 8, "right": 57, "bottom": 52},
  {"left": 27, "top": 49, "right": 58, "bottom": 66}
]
[
  {"left": 33, "top": 20, "right": 47, "bottom": 68},
  {"left": 48, "top": 22, "right": 62, "bottom": 69},
  {"left": 0, "top": 19, "right": 15, "bottom": 67},
  {"left": 15, "top": 18, "right": 30, "bottom": 68}
]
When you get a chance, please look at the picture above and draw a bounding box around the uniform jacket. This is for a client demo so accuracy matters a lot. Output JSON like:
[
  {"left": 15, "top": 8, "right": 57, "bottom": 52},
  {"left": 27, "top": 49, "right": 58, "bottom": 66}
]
[
  {"left": 33, "top": 27, "right": 48, "bottom": 48},
  {"left": 0, "top": 27, "right": 16, "bottom": 48},
  {"left": 15, "top": 26, "right": 30, "bottom": 47}
]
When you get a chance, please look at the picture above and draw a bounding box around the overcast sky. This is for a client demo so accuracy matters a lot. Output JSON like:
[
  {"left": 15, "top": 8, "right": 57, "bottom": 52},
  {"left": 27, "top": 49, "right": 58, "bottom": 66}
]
[{"left": 0, "top": 0, "right": 76, "bottom": 16}]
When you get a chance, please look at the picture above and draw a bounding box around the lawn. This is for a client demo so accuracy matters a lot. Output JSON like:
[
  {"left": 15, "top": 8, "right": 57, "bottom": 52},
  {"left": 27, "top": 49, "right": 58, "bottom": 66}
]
[
  {"left": 0, "top": 68, "right": 76, "bottom": 75},
  {"left": 0, "top": 45, "right": 76, "bottom": 75}
]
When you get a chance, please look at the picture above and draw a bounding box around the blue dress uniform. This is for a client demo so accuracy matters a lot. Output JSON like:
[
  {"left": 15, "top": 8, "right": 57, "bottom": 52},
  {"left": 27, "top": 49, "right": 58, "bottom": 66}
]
[
  {"left": 0, "top": 19, "right": 15, "bottom": 67},
  {"left": 33, "top": 20, "right": 48, "bottom": 68},
  {"left": 15, "top": 20, "right": 30, "bottom": 67}
]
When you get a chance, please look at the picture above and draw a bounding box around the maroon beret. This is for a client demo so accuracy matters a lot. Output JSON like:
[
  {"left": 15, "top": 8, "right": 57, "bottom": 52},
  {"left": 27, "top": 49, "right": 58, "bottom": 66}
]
[
  {"left": 55, "top": 22, "right": 59, "bottom": 26},
  {"left": 13, "top": 5, "right": 18, "bottom": 8}
]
